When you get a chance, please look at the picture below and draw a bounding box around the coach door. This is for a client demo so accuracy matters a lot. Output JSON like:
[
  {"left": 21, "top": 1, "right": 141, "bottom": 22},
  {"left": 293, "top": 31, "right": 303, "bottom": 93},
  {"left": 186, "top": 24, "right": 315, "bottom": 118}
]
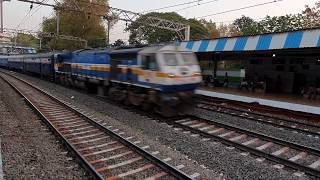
[
  {"left": 110, "top": 59, "right": 121, "bottom": 80},
  {"left": 140, "top": 54, "right": 158, "bottom": 85}
]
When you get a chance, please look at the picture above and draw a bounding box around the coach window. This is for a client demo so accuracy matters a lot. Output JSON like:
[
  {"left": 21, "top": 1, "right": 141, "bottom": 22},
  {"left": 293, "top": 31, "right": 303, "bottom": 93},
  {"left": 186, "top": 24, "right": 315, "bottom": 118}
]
[{"left": 141, "top": 55, "right": 157, "bottom": 71}]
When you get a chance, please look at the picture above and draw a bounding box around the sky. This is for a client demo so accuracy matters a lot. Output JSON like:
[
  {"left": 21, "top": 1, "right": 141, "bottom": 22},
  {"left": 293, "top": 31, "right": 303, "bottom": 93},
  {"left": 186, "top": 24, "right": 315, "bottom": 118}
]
[{"left": 3, "top": 0, "right": 319, "bottom": 43}]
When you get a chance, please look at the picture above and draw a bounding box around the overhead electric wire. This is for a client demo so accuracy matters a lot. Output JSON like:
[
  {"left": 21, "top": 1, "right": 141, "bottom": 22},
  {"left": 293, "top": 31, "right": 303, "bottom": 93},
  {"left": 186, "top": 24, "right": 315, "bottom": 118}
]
[
  {"left": 174, "top": 0, "right": 219, "bottom": 12},
  {"left": 142, "top": 0, "right": 206, "bottom": 13},
  {"left": 16, "top": 8, "right": 33, "bottom": 30},
  {"left": 16, "top": 0, "right": 48, "bottom": 30},
  {"left": 197, "top": 0, "right": 284, "bottom": 19},
  {"left": 25, "top": 0, "right": 49, "bottom": 22},
  {"left": 213, "top": 17, "right": 265, "bottom": 25}
]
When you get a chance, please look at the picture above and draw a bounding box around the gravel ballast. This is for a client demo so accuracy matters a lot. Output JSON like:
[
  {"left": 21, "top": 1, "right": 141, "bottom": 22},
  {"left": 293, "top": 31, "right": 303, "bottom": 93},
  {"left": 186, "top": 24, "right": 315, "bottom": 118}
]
[
  {"left": 0, "top": 76, "right": 89, "bottom": 179},
  {"left": 194, "top": 107, "right": 320, "bottom": 150},
  {"left": 8, "top": 71, "right": 316, "bottom": 180}
]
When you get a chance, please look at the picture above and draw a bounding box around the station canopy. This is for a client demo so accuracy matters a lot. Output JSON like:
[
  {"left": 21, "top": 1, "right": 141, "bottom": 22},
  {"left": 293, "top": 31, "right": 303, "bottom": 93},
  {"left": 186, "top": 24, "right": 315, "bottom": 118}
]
[{"left": 178, "top": 28, "right": 320, "bottom": 53}]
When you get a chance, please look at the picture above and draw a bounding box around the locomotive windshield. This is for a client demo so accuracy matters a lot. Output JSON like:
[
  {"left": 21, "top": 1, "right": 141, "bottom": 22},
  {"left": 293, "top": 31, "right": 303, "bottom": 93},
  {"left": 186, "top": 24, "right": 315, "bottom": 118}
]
[
  {"left": 162, "top": 53, "right": 198, "bottom": 66},
  {"left": 180, "top": 53, "right": 197, "bottom": 65},
  {"left": 163, "top": 53, "right": 178, "bottom": 66}
]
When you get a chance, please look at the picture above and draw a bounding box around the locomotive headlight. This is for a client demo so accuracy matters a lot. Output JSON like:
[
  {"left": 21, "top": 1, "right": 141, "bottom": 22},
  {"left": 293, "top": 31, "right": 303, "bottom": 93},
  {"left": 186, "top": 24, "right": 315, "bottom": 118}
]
[
  {"left": 168, "top": 73, "right": 176, "bottom": 78},
  {"left": 192, "top": 72, "right": 201, "bottom": 76}
]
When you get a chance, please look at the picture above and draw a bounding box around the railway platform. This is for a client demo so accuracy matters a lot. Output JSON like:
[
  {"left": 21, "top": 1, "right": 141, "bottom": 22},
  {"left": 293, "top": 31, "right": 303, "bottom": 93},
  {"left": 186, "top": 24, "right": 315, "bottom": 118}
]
[{"left": 196, "top": 87, "right": 320, "bottom": 115}]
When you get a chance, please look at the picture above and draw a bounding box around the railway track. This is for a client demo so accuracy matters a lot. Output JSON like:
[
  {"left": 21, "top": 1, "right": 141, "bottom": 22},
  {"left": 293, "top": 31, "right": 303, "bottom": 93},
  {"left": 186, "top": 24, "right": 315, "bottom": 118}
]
[
  {"left": 163, "top": 115, "right": 320, "bottom": 178},
  {"left": 89, "top": 85, "right": 320, "bottom": 177},
  {"left": 197, "top": 94, "right": 320, "bottom": 121},
  {"left": 197, "top": 98, "right": 320, "bottom": 137},
  {"left": 197, "top": 95, "right": 320, "bottom": 122},
  {"left": 0, "top": 71, "right": 192, "bottom": 180}
]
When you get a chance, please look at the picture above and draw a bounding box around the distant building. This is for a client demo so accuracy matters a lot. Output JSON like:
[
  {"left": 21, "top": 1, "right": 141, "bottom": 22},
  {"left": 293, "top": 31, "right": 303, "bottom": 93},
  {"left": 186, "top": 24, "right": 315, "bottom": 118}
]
[{"left": 0, "top": 33, "right": 11, "bottom": 43}]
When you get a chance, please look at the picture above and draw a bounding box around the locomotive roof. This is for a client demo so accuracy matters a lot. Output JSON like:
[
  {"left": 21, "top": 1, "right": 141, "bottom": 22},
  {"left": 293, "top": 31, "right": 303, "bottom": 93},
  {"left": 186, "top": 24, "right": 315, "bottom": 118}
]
[
  {"left": 139, "top": 45, "right": 193, "bottom": 54},
  {"left": 66, "top": 44, "right": 192, "bottom": 56},
  {"left": 71, "top": 47, "right": 143, "bottom": 55},
  {"left": 109, "top": 47, "right": 143, "bottom": 55},
  {"left": 73, "top": 48, "right": 110, "bottom": 54}
]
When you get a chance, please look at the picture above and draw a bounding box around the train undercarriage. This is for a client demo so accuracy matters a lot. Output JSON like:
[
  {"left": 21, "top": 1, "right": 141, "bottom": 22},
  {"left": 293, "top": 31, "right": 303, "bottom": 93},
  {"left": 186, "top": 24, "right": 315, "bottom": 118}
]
[
  {"left": 55, "top": 73, "right": 195, "bottom": 117},
  {"left": 108, "top": 83, "right": 196, "bottom": 117}
]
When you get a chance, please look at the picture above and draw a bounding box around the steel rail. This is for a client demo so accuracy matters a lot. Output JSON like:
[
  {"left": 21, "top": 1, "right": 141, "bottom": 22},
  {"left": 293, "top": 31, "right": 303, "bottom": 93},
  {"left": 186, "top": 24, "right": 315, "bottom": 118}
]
[
  {"left": 198, "top": 96, "right": 320, "bottom": 128},
  {"left": 165, "top": 115, "right": 320, "bottom": 178},
  {"left": 49, "top": 78, "right": 320, "bottom": 177},
  {"left": 0, "top": 73, "right": 103, "bottom": 179},
  {"left": 197, "top": 94, "right": 320, "bottom": 121},
  {"left": 91, "top": 89, "right": 320, "bottom": 178},
  {"left": 0, "top": 71, "right": 192, "bottom": 180},
  {"left": 197, "top": 101, "right": 320, "bottom": 137},
  {"left": 99, "top": 92, "right": 320, "bottom": 178}
]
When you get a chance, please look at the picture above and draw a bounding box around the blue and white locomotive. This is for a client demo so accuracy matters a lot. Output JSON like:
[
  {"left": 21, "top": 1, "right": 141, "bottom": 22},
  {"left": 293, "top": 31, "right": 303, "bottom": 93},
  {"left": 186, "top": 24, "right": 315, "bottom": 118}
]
[{"left": 0, "top": 44, "right": 202, "bottom": 116}]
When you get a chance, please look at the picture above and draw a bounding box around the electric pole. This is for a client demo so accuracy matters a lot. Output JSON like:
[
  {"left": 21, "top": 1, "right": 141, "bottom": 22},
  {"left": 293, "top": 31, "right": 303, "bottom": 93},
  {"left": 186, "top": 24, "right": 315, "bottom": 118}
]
[
  {"left": 104, "top": 15, "right": 115, "bottom": 46},
  {"left": 107, "top": 20, "right": 110, "bottom": 46},
  {"left": 0, "top": 0, "right": 10, "bottom": 33},
  {"left": 0, "top": 0, "right": 3, "bottom": 33},
  {"left": 56, "top": 10, "right": 60, "bottom": 35}
]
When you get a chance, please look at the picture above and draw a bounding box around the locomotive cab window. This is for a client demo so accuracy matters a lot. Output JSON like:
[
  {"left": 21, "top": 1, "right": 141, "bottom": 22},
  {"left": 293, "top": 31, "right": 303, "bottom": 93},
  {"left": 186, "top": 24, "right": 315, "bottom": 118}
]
[
  {"left": 141, "top": 54, "right": 157, "bottom": 71},
  {"left": 163, "top": 53, "right": 178, "bottom": 66},
  {"left": 180, "top": 53, "right": 197, "bottom": 66}
]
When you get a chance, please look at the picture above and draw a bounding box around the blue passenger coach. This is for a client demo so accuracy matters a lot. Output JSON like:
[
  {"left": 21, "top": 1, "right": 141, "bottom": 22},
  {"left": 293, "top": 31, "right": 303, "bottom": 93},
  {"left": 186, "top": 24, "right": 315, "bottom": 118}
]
[{"left": 0, "top": 53, "right": 54, "bottom": 78}]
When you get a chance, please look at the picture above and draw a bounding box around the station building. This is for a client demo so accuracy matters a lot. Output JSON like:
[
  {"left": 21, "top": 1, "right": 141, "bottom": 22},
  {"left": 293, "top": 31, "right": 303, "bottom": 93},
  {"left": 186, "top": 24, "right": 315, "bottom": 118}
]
[{"left": 179, "top": 28, "right": 320, "bottom": 99}]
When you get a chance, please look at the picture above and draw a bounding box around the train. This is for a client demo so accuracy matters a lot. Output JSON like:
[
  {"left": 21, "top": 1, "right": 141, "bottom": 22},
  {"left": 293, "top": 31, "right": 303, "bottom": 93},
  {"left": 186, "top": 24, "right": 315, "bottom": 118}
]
[{"left": 0, "top": 44, "right": 202, "bottom": 117}]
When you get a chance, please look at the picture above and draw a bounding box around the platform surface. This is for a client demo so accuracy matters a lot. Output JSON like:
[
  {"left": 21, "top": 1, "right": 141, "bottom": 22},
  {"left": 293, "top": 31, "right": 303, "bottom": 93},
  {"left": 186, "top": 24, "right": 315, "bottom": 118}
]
[{"left": 196, "top": 88, "right": 320, "bottom": 115}]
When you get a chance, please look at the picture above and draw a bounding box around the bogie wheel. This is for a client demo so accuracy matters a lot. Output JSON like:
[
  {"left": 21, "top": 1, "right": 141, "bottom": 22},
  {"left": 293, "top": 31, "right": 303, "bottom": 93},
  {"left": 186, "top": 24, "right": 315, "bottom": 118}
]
[{"left": 141, "top": 102, "right": 152, "bottom": 111}]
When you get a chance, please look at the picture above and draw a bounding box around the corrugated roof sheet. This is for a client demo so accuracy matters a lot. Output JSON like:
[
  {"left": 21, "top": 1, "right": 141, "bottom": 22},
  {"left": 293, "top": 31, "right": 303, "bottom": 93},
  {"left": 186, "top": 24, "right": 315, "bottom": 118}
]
[{"left": 179, "top": 28, "right": 320, "bottom": 52}]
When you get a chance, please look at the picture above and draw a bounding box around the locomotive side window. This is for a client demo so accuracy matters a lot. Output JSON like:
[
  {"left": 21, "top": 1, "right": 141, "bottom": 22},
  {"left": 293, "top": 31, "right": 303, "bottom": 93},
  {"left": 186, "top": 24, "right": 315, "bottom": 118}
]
[
  {"left": 148, "top": 59, "right": 157, "bottom": 71},
  {"left": 141, "top": 56, "right": 148, "bottom": 69},
  {"left": 141, "top": 55, "right": 157, "bottom": 71}
]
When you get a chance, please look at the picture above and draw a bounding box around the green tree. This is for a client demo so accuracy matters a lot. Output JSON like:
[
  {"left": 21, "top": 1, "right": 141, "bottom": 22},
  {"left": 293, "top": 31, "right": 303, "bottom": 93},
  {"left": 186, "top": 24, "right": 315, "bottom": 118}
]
[
  {"left": 200, "top": 19, "right": 220, "bottom": 39},
  {"left": 112, "top": 39, "right": 126, "bottom": 47},
  {"left": 253, "top": 2, "right": 320, "bottom": 34},
  {"left": 258, "top": 15, "right": 304, "bottom": 33},
  {"left": 227, "top": 24, "right": 243, "bottom": 36},
  {"left": 233, "top": 16, "right": 263, "bottom": 35},
  {"left": 302, "top": 2, "right": 320, "bottom": 28},
  {"left": 217, "top": 24, "right": 228, "bottom": 37},
  {"left": 12, "top": 33, "right": 39, "bottom": 49},
  {"left": 126, "top": 12, "right": 208, "bottom": 44},
  {"left": 217, "top": 24, "right": 242, "bottom": 37},
  {"left": 188, "top": 18, "right": 209, "bottom": 40},
  {"left": 42, "top": 0, "right": 109, "bottom": 50}
]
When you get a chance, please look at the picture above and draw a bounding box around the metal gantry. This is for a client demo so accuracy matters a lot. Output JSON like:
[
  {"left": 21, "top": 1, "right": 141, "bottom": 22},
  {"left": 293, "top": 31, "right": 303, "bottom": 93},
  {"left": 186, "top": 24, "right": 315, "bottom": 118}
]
[
  {"left": 39, "top": 32, "right": 88, "bottom": 47},
  {"left": 3, "top": 28, "right": 88, "bottom": 49},
  {"left": 0, "top": 0, "right": 10, "bottom": 33},
  {"left": 15, "top": 0, "right": 191, "bottom": 41},
  {"left": 107, "top": 7, "right": 190, "bottom": 41}
]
